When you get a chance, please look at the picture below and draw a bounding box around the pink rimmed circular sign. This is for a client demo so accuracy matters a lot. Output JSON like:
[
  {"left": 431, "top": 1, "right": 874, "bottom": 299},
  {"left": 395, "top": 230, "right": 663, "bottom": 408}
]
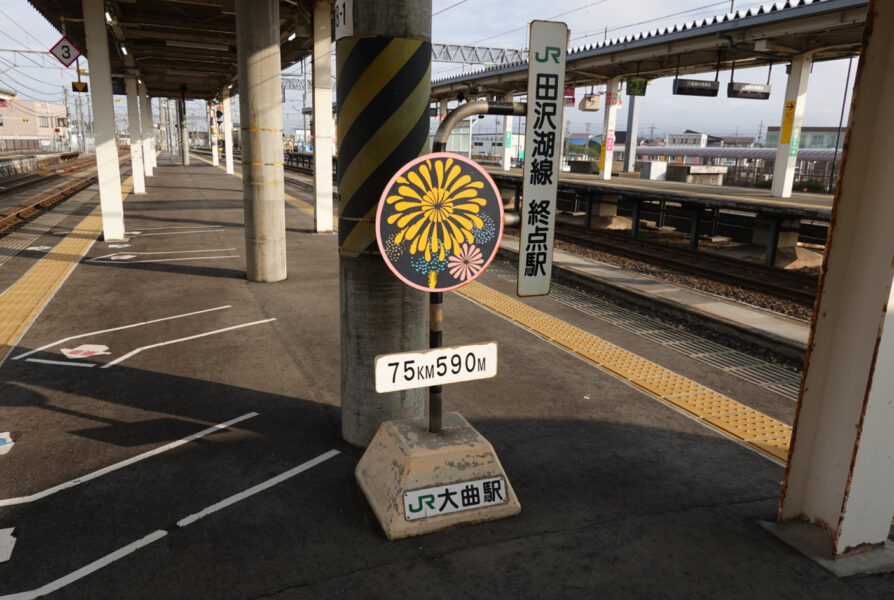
[{"left": 376, "top": 152, "right": 505, "bottom": 293}]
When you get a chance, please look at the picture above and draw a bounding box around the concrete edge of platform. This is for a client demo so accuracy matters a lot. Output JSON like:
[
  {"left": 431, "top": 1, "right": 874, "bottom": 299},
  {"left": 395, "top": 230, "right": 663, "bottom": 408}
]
[{"left": 496, "top": 246, "right": 807, "bottom": 363}]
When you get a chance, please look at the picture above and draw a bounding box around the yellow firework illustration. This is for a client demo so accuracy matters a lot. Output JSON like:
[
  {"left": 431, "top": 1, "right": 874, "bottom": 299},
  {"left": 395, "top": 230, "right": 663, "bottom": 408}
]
[{"left": 385, "top": 157, "right": 486, "bottom": 261}]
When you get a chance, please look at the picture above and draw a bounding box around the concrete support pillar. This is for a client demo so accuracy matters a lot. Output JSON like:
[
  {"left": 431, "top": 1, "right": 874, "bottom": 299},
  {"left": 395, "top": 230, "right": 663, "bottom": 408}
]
[
  {"left": 502, "top": 91, "right": 514, "bottom": 171},
  {"left": 336, "top": 0, "right": 431, "bottom": 446},
  {"left": 771, "top": 53, "right": 812, "bottom": 198},
  {"left": 138, "top": 85, "right": 154, "bottom": 176},
  {"left": 599, "top": 77, "right": 621, "bottom": 181},
  {"left": 236, "top": 0, "right": 287, "bottom": 282},
  {"left": 82, "top": 0, "right": 124, "bottom": 241},
  {"left": 312, "top": 1, "right": 334, "bottom": 233},
  {"left": 624, "top": 92, "right": 640, "bottom": 173},
  {"left": 124, "top": 77, "right": 145, "bottom": 194},
  {"left": 223, "top": 90, "right": 235, "bottom": 175},
  {"left": 776, "top": 1, "right": 894, "bottom": 560},
  {"left": 159, "top": 98, "right": 167, "bottom": 152},
  {"left": 178, "top": 98, "right": 190, "bottom": 166},
  {"left": 209, "top": 101, "right": 219, "bottom": 167},
  {"left": 166, "top": 99, "right": 176, "bottom": 155}
]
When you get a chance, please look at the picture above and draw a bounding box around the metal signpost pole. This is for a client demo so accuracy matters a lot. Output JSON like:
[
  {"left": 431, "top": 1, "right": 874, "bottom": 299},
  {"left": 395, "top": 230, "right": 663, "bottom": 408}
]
[{"left": 428, "top": 292, "right": 443, "bottom": 433}]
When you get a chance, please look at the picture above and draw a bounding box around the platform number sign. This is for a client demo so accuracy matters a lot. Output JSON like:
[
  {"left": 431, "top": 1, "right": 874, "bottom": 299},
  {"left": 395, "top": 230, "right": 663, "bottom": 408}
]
[
  {"left": 49, "top": 37, "right": 81, "bottom": 68},
  {"left": 334, "top": 0, "right": 353, "bottom": 41},
  {"left": 518, "top": 21, "right": 569, "bottom": 297}
]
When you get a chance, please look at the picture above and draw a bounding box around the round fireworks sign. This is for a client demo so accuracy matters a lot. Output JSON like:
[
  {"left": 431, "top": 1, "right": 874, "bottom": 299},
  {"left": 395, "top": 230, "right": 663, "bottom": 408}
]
[{"left": 376, "top": 152, "right": 504, "bottom": 292}]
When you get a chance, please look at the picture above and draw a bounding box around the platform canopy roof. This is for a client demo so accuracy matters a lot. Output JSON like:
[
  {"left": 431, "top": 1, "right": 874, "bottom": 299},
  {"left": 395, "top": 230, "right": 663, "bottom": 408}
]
[
  {"left": 431, "top": 0, "right": 868, "bottom": 100},
  {"left": 27, "top": 0, "right": 317, "bottom": 100}
]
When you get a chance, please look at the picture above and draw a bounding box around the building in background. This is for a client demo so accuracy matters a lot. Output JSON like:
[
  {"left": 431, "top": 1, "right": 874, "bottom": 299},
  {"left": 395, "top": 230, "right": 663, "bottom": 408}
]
[
  {"left": 765, "top": 125, "right": 845, "bottom": 149},
  {"left": 0, "top": 98, "right": 69, "bottom": 153}
]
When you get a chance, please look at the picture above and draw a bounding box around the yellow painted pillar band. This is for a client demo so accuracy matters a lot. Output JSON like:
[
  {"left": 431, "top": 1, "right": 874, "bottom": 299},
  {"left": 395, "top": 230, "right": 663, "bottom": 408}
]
[{"left": 336, "top": 37, "right": 432, "bottom": 258}]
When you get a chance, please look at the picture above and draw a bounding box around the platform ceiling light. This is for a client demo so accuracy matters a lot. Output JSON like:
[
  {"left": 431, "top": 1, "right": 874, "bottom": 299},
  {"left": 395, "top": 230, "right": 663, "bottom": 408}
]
[
  {"left": 165, "top": 40, "right": 229, "bottom": 52},
  {"left": 120, "top": 46, "right": 127, "bottom": 55},
  {"left": 105, "top": 11, "right": 113, "bottom": 24},
  {"left": 288, "top": 32, "right": 297, "bottom": 41}
]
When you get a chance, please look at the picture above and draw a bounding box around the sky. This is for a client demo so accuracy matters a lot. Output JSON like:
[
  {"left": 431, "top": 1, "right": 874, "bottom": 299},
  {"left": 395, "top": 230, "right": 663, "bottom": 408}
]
[{"left": 0, "top": 0, "right": 858, "bottom": 142}]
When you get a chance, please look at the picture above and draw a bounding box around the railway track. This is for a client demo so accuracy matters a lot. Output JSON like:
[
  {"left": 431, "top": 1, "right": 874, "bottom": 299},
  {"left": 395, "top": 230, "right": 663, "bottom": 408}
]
[
  {"left": 0, "top": 155, "right": 126, "bottom": 234},
  {"left": 553, "top": 223, "right": 819, "bottom": 306}
]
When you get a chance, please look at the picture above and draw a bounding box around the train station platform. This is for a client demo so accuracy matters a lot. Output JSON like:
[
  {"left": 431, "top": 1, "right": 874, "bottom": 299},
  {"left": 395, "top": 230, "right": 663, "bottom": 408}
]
[{"left": 1, "top": 156, "right": 892, "bottom": 598}]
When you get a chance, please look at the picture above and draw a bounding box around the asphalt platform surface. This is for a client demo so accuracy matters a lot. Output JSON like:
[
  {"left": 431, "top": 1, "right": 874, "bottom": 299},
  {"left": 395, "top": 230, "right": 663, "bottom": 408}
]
[{"left": 1, "top": 156, "right": 892, "bottom": 599}]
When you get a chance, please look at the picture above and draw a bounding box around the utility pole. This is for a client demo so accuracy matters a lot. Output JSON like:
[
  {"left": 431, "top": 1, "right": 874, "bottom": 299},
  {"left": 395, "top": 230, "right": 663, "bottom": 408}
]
[
  {"left": 63, "top": 84, "right": 70, "bottom": 151},
  {"left": 585, "top": 121, "right": 591, "bottom": 156},
  {"left": 302, "top": 56, "right": 307, "bottom": 150},
  {"left": 337, "top": 0, "right": 432, "bottom": 446}
]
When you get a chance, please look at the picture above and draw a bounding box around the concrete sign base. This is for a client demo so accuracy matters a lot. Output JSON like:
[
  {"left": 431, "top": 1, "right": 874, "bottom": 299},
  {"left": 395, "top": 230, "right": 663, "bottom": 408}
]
[{"left": 356, "top": 412, "right": 521, "bottom": 540}]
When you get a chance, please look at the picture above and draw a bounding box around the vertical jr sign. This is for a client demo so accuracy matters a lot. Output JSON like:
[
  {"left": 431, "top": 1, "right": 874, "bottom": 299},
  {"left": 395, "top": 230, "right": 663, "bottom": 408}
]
[{"left": 518, "top": 21, "right": 568, "bottom": 297}]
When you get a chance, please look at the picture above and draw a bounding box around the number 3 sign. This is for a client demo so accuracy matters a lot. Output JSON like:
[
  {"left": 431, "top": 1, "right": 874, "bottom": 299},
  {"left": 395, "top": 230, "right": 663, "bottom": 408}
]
[{"left": 49, "top": 37, "right": 82, "bottom": 68}]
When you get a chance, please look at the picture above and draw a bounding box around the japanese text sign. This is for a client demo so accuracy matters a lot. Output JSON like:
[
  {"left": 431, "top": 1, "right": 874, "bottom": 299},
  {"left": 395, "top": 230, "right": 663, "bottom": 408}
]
[
  {"left": 377, "top": 153, "right": 504, "bottom": 292},
  {"left": 404, "top": 477, "right": 508, "bottom": 520},
  {"left": 518, "top": 21, "right": 569, "bottom": 297}
]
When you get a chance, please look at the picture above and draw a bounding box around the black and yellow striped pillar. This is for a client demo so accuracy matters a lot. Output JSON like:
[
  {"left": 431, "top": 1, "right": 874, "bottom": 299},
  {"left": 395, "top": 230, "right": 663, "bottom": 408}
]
[{"left": 336, "top": 0, "right": 431, "bottom": 447}]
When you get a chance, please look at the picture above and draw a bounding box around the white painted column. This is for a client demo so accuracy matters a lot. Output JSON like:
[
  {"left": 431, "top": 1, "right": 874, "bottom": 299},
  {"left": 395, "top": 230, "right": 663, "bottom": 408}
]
[
  {"left": 124, "top": 77, "right": 145, "bottom": 194},
  {"left": 159, "top": 98, "right": 167, "bottom": 153},
  {"left": 312, "top": 0, "right": 334, "bottom": 233},
  {"left": 779, "top": 2, "right": 894, "bottom": 558},
  {"left": 771, "top": 53, "right": 811, "bottom": 198},
  {"left": 223, "top": 90, "right": 234, "bottom": 175},
  {"left": 624, "top": 92, "right": 640, "bottom": 172},
  {"left": 82, "top": 0, "right": 124, "bottom": 241},
  {"left": 179, "top": 99, "right": 190, "bottom": 166},
  {"left": 210, "top": 101, "right": 219, "bottom": 167},
  {"left": 166, "top": 98, "right": 175, "bottom": 155},
  {"left": 599, "top": 77, "right": 620, "bottom": 181},
  {"left": 138, "top": 85, "right": 154, "bottom": 176},
  {"left": 502, "top": 92, "right": 513, "bottom": 170},
  {"left": 236, "top": 0, "right": 287, "bottom": 282}
]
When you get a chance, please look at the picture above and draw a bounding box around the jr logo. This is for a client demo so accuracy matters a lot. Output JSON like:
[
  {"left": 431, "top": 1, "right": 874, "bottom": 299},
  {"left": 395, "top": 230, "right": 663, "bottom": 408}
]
[
  {"left": 535, "top": 46, "right": 561, "bottom": 63},
  {"left": 407, "top": 494, "right": 436, "bottom": 514}
]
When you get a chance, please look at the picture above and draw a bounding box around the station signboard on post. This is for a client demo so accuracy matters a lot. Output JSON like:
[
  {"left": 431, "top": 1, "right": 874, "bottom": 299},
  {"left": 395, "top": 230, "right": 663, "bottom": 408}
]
[{"left": 518, "top": 20, "right": 569, "bottom": 297}]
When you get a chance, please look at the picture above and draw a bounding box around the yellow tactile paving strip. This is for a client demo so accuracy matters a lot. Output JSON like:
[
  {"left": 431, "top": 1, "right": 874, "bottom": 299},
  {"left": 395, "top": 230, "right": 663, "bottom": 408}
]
[
  {"left": 0, "top": 180, "right": 132, "bottom": 362},
  {"left": 457, "top": 280, "right": 792, "bottom": 464}
]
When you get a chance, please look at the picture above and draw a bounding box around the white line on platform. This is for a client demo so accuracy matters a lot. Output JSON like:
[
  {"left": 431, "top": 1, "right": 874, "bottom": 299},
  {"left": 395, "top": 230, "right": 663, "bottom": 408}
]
[
  {"left": 88, "top": 248, "right": 237, "bottom": 262},
  {"left": 0, "top": 528, "right": 16, "bottom": 563},
  {"left": 24, "top": 359, "right": 95, "bottom": 368},
  {"left": 133, "top": 229, "right": 221, "bottom": 237},
  {"left": 177, "top": 449, "right": 341, "bottom": 526},
  {"left": 100, "top": 318, "right": 277, "bottom": 369},
  {"left": 0, "top": 449, "right": 340, "bottom": 600},
  {"left": 88, "top": 255, "right": 239, "bottom": 264},
  {"left": 0, "top": 412, "right": 259, "bottom": 507},
  {"left": 11, "top": 305, "right": 231, "bottom": 361},
  {"left": 127, "top": 225, "right": 222, "bottom": 231},
  {"left": 122, "top": 256, "right": 238, "bottom": 264},
  {"left": 0, "top": 530, "right": 168, "bottom": 600}
]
